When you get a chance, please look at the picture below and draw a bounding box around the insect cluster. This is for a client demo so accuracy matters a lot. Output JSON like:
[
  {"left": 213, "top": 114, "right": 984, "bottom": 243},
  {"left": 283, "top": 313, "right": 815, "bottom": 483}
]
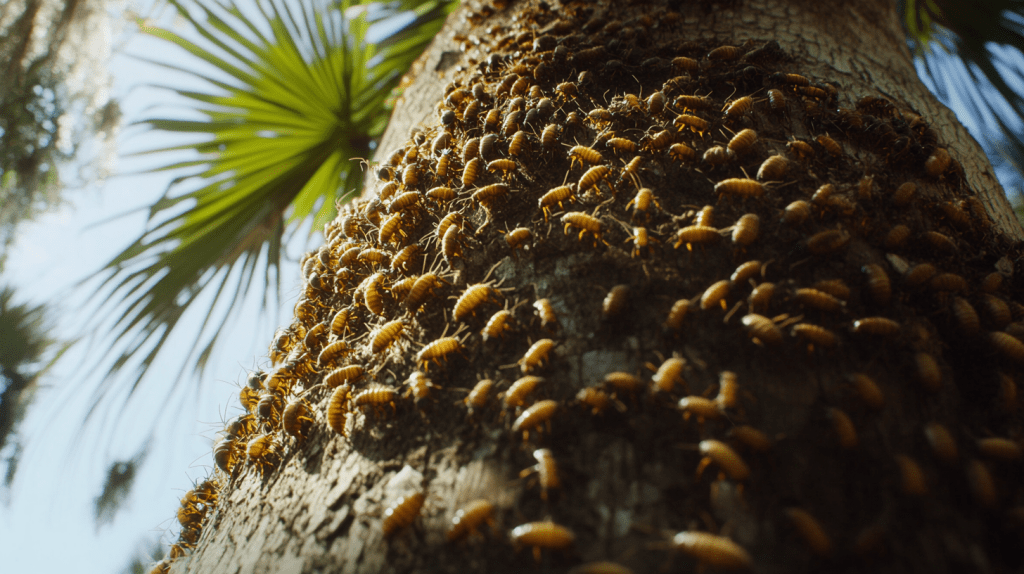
[{"left": 157, "top": 1, "right": 1024, "bottom": 573}]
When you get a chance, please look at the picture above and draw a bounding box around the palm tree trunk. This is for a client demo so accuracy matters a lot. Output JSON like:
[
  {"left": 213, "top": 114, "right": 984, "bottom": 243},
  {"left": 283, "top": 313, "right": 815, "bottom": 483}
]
[{"left": 169, "top": 1, "right": 1024, "bottom": 573}]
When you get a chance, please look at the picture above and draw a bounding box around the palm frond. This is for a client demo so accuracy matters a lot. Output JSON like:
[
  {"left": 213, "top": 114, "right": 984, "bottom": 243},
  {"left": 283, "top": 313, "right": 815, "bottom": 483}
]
[
  {"left": 82, "top": 0, "right": 450, "bottom": 424},
  {"left": 903, "top": 0, "right": 1024, "bottom": 198}
]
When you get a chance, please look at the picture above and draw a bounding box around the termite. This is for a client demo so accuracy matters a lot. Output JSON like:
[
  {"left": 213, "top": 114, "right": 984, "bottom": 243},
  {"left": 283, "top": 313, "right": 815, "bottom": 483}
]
[
  {"left": 510, "top": 521, "right": 575, "bottom": 561},
  {"left": 370, "top": 319, "right": 404, "bottom": 354},
  {"left": 447, "top": 499, "right": 496, "bottom": 542},
  {"left": 520, "top": 448, "right": 560, "bottom": 500},
  {"left": 652, "top": 357, "right": 687, "bottom": 393},
  {"left": 382, "top": 492, "right": 426, "bottom": 538},
  {"left": 511, "top": 399, "right": 558, "bottom": 439},
  {"left": 697, "top": 439, "right": 750, "bottom": 481},
  {"left": 670, "top": 531, "right": 753, "bottom": 571},
  {"left": 504, "top": 375, "right": 545, "bottom": 408},
  {"left": 562, "top": 211, "right": 604, "bottom": 243},
  {"left": 785, "top": 507, "right": 833, "bottom": 556},
  {"left": 519, "top": 338, "right": 555, "bottom": 373},
  {"left": 454, "top": 284, "right": 502, "bottom": 323},
  {"left": 417, "top": 336, "right": 464, "bottom": 370}
]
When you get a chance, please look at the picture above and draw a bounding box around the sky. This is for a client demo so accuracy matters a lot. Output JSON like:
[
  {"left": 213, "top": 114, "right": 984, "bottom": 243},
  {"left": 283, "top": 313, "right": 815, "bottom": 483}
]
[{"left": 0, "top": 4, "right": 1022, "bottom": 574}]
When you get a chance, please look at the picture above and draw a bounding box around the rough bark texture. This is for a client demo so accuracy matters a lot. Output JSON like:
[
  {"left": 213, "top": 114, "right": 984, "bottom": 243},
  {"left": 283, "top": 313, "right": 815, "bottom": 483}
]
[{"left": 164, "top": 1, "right": 1024, "bottom": 573}]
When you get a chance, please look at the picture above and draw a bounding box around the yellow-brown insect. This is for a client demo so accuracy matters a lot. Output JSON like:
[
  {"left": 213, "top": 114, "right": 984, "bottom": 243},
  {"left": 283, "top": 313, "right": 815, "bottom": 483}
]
[
  {"left": 533, "top": 298, "right": 558, "bottom": 329},
  {"left": 483, "top": 108, "right": 501, "bottom": 131},
  {"left": 727, "top": 129, "right": 757, "bottom": 153},
  {"left": 697, "top": 206, "right": 714, "bottom": 227},
  {"left": 978, "top": 272, "right": 1003, "bottom": 292},
  {"left": 426, "top": 185, "right": 456, "bottom": 204},
  {"left": 902, "top": 262, "right": 937, "bottom": 288},
  {"left": 817, "top": 134, "right": 842, "bottom": 156},
  {"left": 924, "top": 231, "right": 957, "bottom": 253},
  {"left": 405, "top": 371, "right": 435, "bottom": 405},
  {"left": 454, "top": 284, "right": 502, "bottom": 322},
  {"left": 588, "top": 108, "right": 613, "bottom": 124},
  {"left": 370, "top": 319, "right": 404, "bottom": 354},
  {"left": 510, "top": 76, "right": 530, "bottom": 97},
  {"left": 405, "top": 273, "right": 442, "bottom": 313},
  {"left": 647, "top": 91, "right": 665, "bottom": 114},
  {"left": 214, "top": 436, "right": 239, "bottom": 473},
  {"left": 472, "top": 182, "right": 509, "bottom": 206},
  {"left": 929, "top": 272, "right": 968, "bottom": 293},
  {"left": 847, "top": 373, "right": 884, "bottom": 409},
  {"left": 464, "top": 378, "right": 494, "bottom": 413},
  {"left": 377, "top": 213, "right": 405, "bottom": 246},
  {"left": 487, "top": 159, "right": 517, "bottom": 179},
  {"left": 663, "top": 299, "right": 692, "bottom": 331},
  {"left": 885, "top": 224, "right": 911, "bottom": 249},
  {"left": 787, "top": 139, "right": 814, "bottom": 158},
  {"left": 698, "top": 439, "right": 750, "bottom": 481},
  {"left": 462, "top": 137, "right": 480, "bottom": 163},
  {"left": 625, "top": 188, "right": 658, "bottom": 216},
  {"left": 442, "top": 224, "right": 464, "bottom": 265},
  {"left": 353, "top": 384, "right": 397, "bottom": 415},
  {"left": 482, "top": 309, "right": 514, "bottom": 341},
  {"left": 893, "top": 454, "right": 929, "bottom": 496},
  {"left": 541, "top": 124, "right": 560, "bottom": 149},
  {"left": 976, "top": 437, "right": 1022, "bottom": 460},
  {"left": 417, "top": 336, "right": 463, "bottom": 370},
  {"left": 674, "top": 225, "right": 719, "bottom": 250},
  {"left": 606, "top": 137, "right": 637, "bottom": 154},
  {"left": 777, "top": 72, "right": 811, "bottom": 86},
  {"left": 979, "top": 294, "right": 1012, "bottom": 328},
  {"left": 539, "top": 185, "right": 575, "bottom": 220},
  {"left": 678, "top": 396, "right": 724, "bottom": 422},
  {"left": 447, "top": 499, "right": 496, "bottom": 542},
  {"left": 925, "top": 147, "right": 951, "bottom": 177},
  {"left": 671, "top": 531, "right": 753, "bottom": 571},
  {"left": 742, "top": 313, "right": 783, "bottom": 344},
  {"left": 644, "top": 129, "right": 673, "bottom": 151},
  {"left": 708, "top": 45, "right": 742, "bottom": 60},
  {"left": 668, "top": 143, "right": 696, "bottom": 162},
  {"left": 602, "top": 285, "right": 629, "bottom": 318},
  {"left": 731, "top": 214, "right": 760, "bottom": 246},
  {"left": 282, "top": 397, "right": 314, "bottom": 440},
  {"left": 757, "top": 155, "right": 788, "bottom": 180},
  {"left": 562, "top": 211, "right": 603, "bottom": 243},
  {"left": 990, "top": 331, "right": 1024, "bottom": 364},
  {"left": 793, "top": 288, "right": 843, "bottom": 312},
  {"left": 518, "top": 338, "right": 555, "bottom": 373},
  {"left": 569, "top": 145, "right": 603, "bottom": 168},
  {"left": 702, "top": 145, "right": 733, "bottom": 166},
  {"left": 674, "top": 94, "right": 712, "bottom": 110},
  {"left": 522, "top": 448, "right": 560, "bottom": 500},
  {"left": 389, "top": 192, "right": 420, "bottom": 214},
  {"left": 723, "top": 96, "right": 753, "bottom": 120},
  {"left": 504, "top": 375, "right": 545, "bottom": 408},
  {"left": 674, "top": 113, "right": 709, "bottom": 134},
  {"left": 924, "top": 422, "right": 959, "bottom": 464},
  {"left": 364, "top": 272, "right": 387, "bottom": 315},
  {"left": 851, "top": 317, "right": 900, "bottom": 336},
  {"left": 245, "top": 433, "right": 281, "bottom": 477},
  {"left": 652, "top": 357, "right": 687, "bottom": 393},
  {"left": 555, "top": 82, "right": 578, "bottom": 99},
  {"left": 325, "top": 384, "right": 352, "bottom": 436},
  {"left": 782, "top": 200, "right": 811, "bottom": 225},
  {"left": 914, "top": 352, "right": 942, "bottom": 391},
  {"left": 510, "top": 521, "right": 575, "bottom": 560},
  {"left": 621, "top": 155, "right": 644, "bottom": 181},
  {"left": 785, "top": 507, "right": 833, "bottom": 556},
  {"left": 827, "top": 407, "right": 858, "bottom": 448},
  {"left": 436, "top": 211, "right": 463, "bottom": 242},
  {"left": 624, "top": 226, "right": 650, "bottom": 257},
  {"left": 861, "top": 264, "right": 891, "bottom": 305},
  {"left": 806, "top": 229, "right": 850, "bottom": 255},
  {"left": 324, "top": 364, "right": 364, "bottom": 388},
  {"left": 512, "top": 399, "right": 558, "bottom": 438},
  {"left": 672, "top": 56, "right": 700, "bottom": 72},
  {"left": 892, "top": 182, "right": 916, "bottom": 206},
  {"left": 966, "top": 459, "right": 998, "bottom": 508},
  {"left": 505, "top": 227, "right": 532, "bottom": 254},
  {"left": 509, "top": 130, "right": 529, "bottom": 156},
  {"left": 578, "top": 166, "right": 612, "bottom": 196},
  {"left": 767, "top": 88, "right": 786, "bottom": 112},
  {"left": 700, "top": 280, "right": 732, "bottom": 310},
  {"left": 792, "top": 323, "right": 838, "bottom": 349},
  {"left": 730, "top": 425, "right": 773, "bottom": 451},
  {"left": 715, "top": 178, "right": 764, "bottom": 198},
  {"left": 730, "top": 261, "right": 761, "bottom": 286},
  {"left": 382, "top": 492, "right": 426, "bottom": 538},
  {"left": 318, "top": 340, "right": 351, "bottom": 366},
  {"left": 462, "top": 157, "right": 482, "bottom": 187}
]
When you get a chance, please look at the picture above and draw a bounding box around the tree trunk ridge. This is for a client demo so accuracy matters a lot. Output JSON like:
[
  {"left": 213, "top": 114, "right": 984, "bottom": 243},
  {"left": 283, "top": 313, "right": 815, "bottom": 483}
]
[{"left": 166, "top": 1, "right": 1024, "bottom": 573}]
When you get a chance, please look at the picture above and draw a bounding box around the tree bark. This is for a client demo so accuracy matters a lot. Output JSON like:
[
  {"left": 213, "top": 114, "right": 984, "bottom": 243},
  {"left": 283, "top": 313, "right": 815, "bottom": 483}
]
[{"left": 169, "top": 1, "right": 1024, "bottom": 573}]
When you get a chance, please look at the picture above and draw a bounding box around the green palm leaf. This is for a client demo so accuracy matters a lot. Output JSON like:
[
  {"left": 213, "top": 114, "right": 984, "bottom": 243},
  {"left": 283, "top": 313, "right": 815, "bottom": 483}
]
[
  {"left": 904, "top": 0, "right": 1024, "bottom": 196},
  {"left": 82, "top": 0, "right": 451, "bottom": 422}
]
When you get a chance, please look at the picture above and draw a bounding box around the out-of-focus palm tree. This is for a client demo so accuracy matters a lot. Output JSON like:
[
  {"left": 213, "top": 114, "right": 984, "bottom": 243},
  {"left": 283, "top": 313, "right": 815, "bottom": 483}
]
[
  {"left": 83, "top": 0, "right": 453, "bottom": 421},
  {"left": 82, "top": 0, "right": 1024, "bottom": 430},
  {"left": 0, "top": 286, "right": 71, "bottom": 492}
]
